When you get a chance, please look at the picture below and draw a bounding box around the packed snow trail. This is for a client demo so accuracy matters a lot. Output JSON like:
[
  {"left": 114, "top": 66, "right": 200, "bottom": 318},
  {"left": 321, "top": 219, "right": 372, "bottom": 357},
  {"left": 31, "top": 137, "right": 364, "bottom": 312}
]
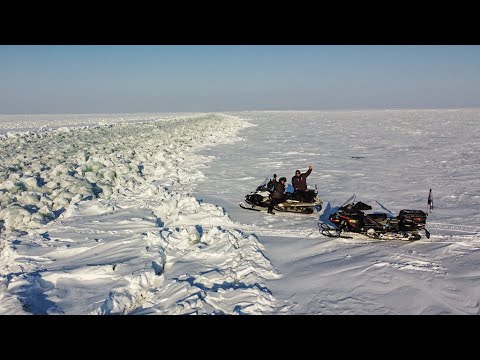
[{"left": 0, "top": 114, "right": 280, "bottom": 315}]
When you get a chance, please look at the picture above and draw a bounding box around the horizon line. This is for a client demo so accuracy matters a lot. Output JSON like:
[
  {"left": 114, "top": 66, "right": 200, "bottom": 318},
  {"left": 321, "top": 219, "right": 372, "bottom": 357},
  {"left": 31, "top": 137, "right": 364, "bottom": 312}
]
[{"left": 1, "top": 106, "right": 480, "bottom": 116}]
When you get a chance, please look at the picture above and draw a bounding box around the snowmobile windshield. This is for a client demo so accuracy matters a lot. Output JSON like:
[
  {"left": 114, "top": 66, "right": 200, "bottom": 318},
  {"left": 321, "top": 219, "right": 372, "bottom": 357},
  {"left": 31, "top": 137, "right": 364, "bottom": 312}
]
[
  {"left": 256, "top": 177, "right": 269, "bottom": 191},
  {"left": 341, "top": 194, "right": 356, "bottom": 207}
]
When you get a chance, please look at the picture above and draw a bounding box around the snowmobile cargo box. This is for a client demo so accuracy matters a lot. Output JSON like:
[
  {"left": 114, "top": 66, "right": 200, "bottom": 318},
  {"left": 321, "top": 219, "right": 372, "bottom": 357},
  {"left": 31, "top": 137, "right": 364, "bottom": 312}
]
[{"left": 398, "top": 210, "right": 427, "bottom": 225}]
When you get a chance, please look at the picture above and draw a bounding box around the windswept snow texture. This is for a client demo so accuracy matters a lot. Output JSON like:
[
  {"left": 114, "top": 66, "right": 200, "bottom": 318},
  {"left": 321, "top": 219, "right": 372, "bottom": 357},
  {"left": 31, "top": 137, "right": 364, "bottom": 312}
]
[
  {"left": 195, "top": 109, "right": 480, "bottom": 314},
  {"left": 0, "top": 114, "right": 279, "bottom": 315},
  {"left": 0, "top": 113, "right": 201, "bottom": 134},
  {"left": 1, "top": 109, "right": 480, "bottom": 315}
]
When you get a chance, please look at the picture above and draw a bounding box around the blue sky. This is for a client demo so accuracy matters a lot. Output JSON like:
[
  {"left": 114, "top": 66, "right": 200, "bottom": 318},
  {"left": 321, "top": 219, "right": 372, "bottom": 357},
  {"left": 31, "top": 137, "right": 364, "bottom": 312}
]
[{"left": 1, "top": 45, "right": 479, "bottom": 114}]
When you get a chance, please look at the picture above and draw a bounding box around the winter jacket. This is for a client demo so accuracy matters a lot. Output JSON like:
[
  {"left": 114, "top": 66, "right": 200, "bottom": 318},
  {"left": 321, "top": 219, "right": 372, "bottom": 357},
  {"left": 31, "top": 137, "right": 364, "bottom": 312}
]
[
  {"left": 292, "top": 168, "right": 312, "bottom": 191},
  {"left": 271, "top": 179, "right": 286, "bottom": 199}
]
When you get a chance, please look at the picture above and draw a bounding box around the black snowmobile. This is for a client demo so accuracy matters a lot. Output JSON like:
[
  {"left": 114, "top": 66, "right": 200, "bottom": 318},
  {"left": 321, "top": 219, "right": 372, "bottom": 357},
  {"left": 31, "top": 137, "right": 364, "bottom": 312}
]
[
  {"left": 320, "top": 195, "right": 429, "bottom": 240},
  {"left": 239, "top": 176, "right": 323, "bottom": 214}
]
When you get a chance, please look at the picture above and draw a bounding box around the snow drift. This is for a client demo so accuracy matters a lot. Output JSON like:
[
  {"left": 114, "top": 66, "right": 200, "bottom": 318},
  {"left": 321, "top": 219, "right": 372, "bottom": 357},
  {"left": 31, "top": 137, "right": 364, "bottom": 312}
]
[{"left": 0, "top": 113, "right": 280, "bottom": 315}]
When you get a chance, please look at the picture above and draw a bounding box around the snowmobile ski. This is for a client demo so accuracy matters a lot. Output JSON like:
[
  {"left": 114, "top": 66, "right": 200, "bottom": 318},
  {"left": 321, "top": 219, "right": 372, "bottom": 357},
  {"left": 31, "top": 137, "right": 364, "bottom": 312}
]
[
  {"left": 239, "top": 202, "right": 261, "bottom": 211},
  {"left": 318, "top": 223, "right": 353, "bottom": 239}
]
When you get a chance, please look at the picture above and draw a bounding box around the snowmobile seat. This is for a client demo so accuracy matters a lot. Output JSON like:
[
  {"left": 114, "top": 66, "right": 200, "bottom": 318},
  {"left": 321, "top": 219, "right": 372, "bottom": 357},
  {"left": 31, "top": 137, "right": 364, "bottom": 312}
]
[
  {"left": 292, "top": 189, "right": 316, "bottom": 203},
  {"left": 386, "top": 218, "right": 399, "bottom": 231},
  {"left": 367, "top": 213, "right": 388, "bottom": 221},
  {"left": 353, "top": 201, "right": 372, "bottom": 211},
  {"left": 364, "top": 213, "right": 388, "bottom": 227}
]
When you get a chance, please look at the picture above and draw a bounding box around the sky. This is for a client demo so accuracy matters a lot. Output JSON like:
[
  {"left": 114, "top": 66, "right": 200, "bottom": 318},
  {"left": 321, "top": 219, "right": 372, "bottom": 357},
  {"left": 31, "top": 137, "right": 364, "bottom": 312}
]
[{"left": 1, "top": 45, "right": 480, "bottom": 114}]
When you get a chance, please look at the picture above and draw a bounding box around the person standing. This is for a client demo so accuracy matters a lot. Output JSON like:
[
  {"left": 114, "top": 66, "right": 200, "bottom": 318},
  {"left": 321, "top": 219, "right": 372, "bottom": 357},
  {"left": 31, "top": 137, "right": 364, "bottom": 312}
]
[{"left": 268, "top": 175, "right": 286, "bottom": 215}]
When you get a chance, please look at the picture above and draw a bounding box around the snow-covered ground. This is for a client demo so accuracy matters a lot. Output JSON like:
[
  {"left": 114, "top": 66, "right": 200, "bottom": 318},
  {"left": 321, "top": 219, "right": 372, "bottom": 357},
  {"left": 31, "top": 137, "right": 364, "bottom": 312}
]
[
  {"left": 1, "top": 110, "right": 479, "bottom": 314},
  {"left": 196, "top": 109, "right": 480, "bottom": 314}
]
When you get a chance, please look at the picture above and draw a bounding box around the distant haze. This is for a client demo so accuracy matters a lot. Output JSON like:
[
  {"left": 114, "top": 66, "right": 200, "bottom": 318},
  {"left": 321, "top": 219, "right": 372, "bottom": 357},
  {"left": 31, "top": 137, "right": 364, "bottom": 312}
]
[{"left": 1, "top": 45, "right": 480, "bottom": 114}]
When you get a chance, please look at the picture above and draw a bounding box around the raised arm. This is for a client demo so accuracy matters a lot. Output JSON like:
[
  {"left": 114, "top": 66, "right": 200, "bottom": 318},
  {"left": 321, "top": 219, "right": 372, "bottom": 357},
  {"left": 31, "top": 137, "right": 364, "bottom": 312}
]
[{"left": 304, "top": 166, "right": 312, "bottom": 177}]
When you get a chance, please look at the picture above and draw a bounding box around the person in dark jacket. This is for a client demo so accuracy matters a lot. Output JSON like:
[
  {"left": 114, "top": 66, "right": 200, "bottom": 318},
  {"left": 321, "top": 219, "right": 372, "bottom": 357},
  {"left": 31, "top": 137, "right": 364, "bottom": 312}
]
[
  {"left": 292, "top": 165, "right": 312, "bottom": 202},
  {"left": 268, "top": 175, "right": 286, "bottom": 214}
]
